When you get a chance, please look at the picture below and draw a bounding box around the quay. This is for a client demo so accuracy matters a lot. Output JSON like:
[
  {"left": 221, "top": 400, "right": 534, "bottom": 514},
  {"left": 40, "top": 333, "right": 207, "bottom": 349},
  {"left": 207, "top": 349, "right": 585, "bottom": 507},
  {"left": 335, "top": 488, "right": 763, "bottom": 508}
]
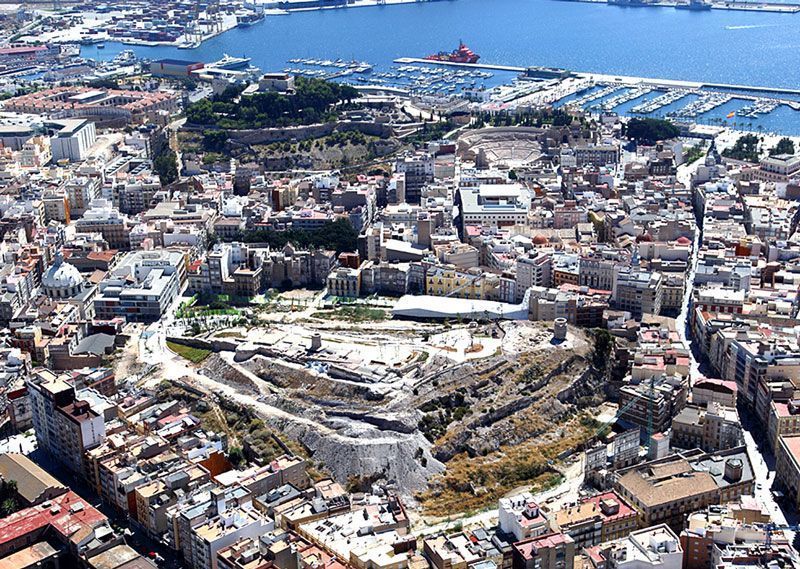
[
  {"left": 395, "top": 57, "right": 800, "bottom": 98},
  {"left": 394, "top": 58, "right": 525, "bottom": 73},
  {"left": 553, "top": 0, "right": 800, "bottom": 13}
]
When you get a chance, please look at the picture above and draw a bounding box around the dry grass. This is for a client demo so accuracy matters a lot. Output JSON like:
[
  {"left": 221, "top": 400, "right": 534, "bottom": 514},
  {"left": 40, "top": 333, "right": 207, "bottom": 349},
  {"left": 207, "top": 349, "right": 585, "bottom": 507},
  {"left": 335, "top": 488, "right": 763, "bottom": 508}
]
[{"left": 418, "top": 415, "right": 595, "bottom": 516}]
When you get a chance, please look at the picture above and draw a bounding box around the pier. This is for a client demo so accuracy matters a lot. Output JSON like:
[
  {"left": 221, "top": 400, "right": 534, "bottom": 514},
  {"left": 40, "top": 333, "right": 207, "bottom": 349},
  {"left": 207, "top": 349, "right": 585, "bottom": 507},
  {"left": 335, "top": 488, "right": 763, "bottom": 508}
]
[
  {"left": 393, "top": 58, "right": 525, "bottom": 73},
  {"left": 397, "top": 57, "right": 800, "bottom": 98},
  {"left": 554, "top": 0, "right": 800, "bottom": 13}
]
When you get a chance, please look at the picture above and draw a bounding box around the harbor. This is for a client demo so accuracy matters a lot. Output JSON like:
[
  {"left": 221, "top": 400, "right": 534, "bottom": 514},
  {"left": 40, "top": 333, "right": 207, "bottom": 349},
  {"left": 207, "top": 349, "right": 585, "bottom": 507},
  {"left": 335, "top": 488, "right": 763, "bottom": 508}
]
[
  {"left": 395, "top": 56, "right": 800, "bottom": 98},
  {"left": 381, "top": 55, "right": 800, "bottom": 132},
  {"left": 557, "top": 0, "right": 800, "bottom": 13}
]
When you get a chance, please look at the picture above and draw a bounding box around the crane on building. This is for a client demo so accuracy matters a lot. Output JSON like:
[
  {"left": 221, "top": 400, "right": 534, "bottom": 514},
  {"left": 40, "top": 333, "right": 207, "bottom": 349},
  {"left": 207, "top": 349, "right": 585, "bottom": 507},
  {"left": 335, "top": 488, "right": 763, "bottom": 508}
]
[
  {"left": 764, "top": 523, "right": 800, "bottom": 548},
  {"left": 591, "top": 374, "right": 671, "bottom": 453},
  {"left": 443, "top": 272, "right": 486, "bottom": 299}
]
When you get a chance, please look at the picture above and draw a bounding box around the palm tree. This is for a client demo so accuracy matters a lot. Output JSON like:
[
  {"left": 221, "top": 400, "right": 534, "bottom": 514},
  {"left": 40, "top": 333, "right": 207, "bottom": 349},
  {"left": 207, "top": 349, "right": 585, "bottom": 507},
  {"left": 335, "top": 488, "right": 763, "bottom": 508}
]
[{"left": 0, "top": 498, "right": 16, "bottom": 516}]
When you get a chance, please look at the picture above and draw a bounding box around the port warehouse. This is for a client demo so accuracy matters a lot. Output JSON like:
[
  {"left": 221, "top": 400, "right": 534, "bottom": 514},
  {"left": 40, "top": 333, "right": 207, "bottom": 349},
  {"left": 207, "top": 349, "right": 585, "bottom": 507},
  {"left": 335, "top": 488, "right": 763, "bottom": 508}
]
[{"left": 149, "top": 59, "right": 205, "bottom": 78}]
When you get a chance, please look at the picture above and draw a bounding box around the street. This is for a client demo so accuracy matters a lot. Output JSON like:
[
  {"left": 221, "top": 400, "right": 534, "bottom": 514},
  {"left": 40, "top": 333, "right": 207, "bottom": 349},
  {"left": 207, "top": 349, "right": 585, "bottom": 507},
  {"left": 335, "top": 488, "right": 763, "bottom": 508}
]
[{"left": 673, "top": 145, "right": 799, "bottom": 547}]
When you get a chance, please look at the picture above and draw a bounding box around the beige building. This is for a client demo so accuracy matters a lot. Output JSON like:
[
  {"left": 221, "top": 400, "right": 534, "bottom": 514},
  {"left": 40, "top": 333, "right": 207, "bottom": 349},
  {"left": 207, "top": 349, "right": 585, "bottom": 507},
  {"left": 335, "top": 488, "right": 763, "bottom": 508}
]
[{"left": 614, "top": 448, "right": 755, "bottom": 532}]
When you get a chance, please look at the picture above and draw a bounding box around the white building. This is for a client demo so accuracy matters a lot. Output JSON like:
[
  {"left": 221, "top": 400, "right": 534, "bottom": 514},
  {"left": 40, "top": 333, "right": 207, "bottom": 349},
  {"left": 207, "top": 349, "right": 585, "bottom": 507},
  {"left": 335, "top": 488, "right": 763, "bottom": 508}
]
[
  {"left": 498, "top": 492, "right": 550, "bottom": 542},
  {"left": 93, "top": 250, "right": 185, "bottom": 322},
  {"left": 516, "top": 252, "right": 552, "bottom": 302},
  {"left": 191, "top": 505, "right": 273, "bottom": 569},
  {"left": 41, "top": 253, "right": 85, "bottom": 299},
  {"left": 457, "top": 184, "right": 531, "bottom": 231},
  {"left": 48, "top": 119, "right": 97, "bottom": 163},
  {"left": 595, "top": 525, "right": 682, "bottom": 569}
]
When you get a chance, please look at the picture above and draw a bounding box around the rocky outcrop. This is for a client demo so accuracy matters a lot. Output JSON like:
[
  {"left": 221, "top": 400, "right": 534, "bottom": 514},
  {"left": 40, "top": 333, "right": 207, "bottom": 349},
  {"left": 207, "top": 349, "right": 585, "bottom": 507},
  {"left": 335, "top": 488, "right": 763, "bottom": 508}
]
[
  {"left": 324, "top": 410, "right": 418, "bottom": 434},
  {"left": 277, "top": 416, "right": 444, "bottom": 498}
]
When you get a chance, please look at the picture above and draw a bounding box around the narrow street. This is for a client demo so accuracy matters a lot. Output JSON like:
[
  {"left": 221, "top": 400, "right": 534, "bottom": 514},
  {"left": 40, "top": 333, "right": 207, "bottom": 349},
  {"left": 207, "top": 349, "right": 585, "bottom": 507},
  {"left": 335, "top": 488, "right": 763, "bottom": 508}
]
[
  {"left": 674, "top": 146, "right": 798, "bottom": 545},
  {"left": 674, "top": 155, "right": 704, "bottom": 382}
]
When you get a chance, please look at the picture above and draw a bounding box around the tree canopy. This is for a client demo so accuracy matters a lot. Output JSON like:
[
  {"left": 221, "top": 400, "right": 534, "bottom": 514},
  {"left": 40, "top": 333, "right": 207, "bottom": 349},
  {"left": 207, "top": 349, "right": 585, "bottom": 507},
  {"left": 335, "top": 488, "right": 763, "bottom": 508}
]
[
  {"left": 154, "top": 148, "right": 179, "bottom": 185},
  {"left": 225, "top": 218, "right": 358, "bottom": 253},
  {"left": 624, "top": 118, "right": 680, "bottom": 145},
  {"left": 186, "top": 78, "right": 360, "bottom": 130},
  {"left": 769, "top": 137, "right": 795, "bottom": 156},
  {"left": 722, "top": 133, "right": 760, "bottom": 162}
]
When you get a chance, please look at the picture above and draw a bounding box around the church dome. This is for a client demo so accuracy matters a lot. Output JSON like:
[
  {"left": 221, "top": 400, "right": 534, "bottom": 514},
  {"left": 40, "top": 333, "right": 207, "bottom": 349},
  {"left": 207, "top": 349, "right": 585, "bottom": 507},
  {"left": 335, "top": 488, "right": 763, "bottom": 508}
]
[{"left": 42, "top": 254, "right": 83, "bottom": 299}]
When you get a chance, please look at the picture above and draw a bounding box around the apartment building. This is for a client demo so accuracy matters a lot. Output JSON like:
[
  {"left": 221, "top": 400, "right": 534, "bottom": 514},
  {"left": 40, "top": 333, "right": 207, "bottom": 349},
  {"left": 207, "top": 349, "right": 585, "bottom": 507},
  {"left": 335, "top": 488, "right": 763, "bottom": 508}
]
[
  {"left": 775, "top": 434, "right": 800, "bottom": 511},
  {"left": 680, "top": 499, "right": 775, "bottom": 569},
  {"left": 613, "top": 270, "right": 663, "bottom": 319},
  {"left": 512, "top": 532, "right": 574, "bottom": 569},
  {"left": 515, "top": 252, "right": 552, "bottom": 301},
  {"left": 614, "top": 448, "right": 755, "bottom": 532},
  {"left": 190, "top": 506, "right": 273, "bottom": 569},
  {"left": 671, "top": 403, "right": 743, "bottom": 453},
  {"left": 327, "top": 266, "right": 361, "bottom": 298},
  {"left": 75, "top": 199, "right": 132, "bottom": 249},
  {"left": 499, "top": 493, "right": 550, "bottom": 542},
  {"left": 552, "top": 491, "right": 638, "bottom": 549},
  {"left": 394, "top": 152, "right": 434, "bottom": 205},
  {"left": 94, "top": 250, "right": 186, "bottom": 322},
  {"left": 586, "top": 525, "right": 682, "bottom": 569}
]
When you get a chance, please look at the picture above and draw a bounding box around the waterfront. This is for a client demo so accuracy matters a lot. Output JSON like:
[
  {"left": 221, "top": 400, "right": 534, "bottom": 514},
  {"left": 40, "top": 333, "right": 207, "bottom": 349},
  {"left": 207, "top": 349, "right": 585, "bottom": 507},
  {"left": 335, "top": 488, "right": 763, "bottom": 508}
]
[
  {"left": 83, "top": 0, "right": 800, "bottom": 132},
  {"left": 82, "top": 0, "right": 800, "bottom": 87}
]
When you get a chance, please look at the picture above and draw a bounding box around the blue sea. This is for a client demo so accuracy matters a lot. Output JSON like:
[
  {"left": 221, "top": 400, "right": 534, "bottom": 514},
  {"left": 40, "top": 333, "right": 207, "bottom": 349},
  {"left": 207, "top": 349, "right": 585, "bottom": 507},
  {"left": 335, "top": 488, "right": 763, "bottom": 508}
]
[{"left": 84, "top": 0, "right": 800, "bottom": 133}]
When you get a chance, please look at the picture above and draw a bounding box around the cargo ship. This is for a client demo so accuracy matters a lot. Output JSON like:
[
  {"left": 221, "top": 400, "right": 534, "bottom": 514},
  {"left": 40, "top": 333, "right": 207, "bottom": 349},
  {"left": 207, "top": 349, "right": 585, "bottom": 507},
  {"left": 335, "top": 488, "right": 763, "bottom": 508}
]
[{"left": 424, "top": 41, "right": 479, "bottom": 64}]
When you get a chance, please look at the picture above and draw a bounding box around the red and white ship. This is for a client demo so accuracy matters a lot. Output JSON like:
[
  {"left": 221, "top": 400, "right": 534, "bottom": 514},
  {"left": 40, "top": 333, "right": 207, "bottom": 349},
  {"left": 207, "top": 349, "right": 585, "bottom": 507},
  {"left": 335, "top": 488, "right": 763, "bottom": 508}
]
[{"left": 424, "top": 41, "right": 480, "bottom": 64}]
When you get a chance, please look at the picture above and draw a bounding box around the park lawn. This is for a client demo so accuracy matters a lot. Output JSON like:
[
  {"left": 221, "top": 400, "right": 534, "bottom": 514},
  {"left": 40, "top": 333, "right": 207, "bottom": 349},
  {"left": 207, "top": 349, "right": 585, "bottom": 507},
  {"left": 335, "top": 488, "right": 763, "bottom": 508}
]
[
  {"left": 313, "top": 306, "right": 387, "bottom": 322},
  {"left": 167, "top": 341, "right": 211, "bottom": 363}
]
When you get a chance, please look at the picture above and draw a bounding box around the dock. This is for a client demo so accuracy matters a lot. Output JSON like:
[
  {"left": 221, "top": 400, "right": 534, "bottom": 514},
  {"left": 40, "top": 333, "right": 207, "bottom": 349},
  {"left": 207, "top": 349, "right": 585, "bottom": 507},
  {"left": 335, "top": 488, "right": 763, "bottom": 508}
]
[
  {"left": 396, "top": 57, "right": 800, "bottom": 98},
  {"left": 553, "top": 0, "right": 800, "bottom": 13},
  {"left": 393, "top": 58, "right": 525, "bottom": 73}
]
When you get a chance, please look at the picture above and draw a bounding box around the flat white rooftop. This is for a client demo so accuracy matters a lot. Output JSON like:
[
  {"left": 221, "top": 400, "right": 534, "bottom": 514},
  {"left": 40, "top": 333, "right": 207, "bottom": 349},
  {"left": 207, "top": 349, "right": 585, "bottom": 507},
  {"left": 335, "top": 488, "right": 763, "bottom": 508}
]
[{"left": 392, "top": 294, "right": 528, "bottom": 320}]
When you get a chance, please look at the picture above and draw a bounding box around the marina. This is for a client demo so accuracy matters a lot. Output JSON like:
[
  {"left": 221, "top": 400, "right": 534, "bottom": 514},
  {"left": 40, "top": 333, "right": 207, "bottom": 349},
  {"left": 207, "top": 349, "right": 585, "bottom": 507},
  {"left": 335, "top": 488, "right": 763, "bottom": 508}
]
[
  {"left": 598, "top": 86, "right": 652, "bottom": 111},
  {"left": 376, "top": 57, "right": 800, "bottom": 131},
  {"left": 63, "top": 0, "right": 800, "bottom": 133},
  {"left": 565, "top": 84, "right": 625, "bottom": 109},
  {"left": 631, "top": 89, "right": 693, "bottom": 114},
  {"left": 670, "top": 92, "right": 733, "bottom": 118}
]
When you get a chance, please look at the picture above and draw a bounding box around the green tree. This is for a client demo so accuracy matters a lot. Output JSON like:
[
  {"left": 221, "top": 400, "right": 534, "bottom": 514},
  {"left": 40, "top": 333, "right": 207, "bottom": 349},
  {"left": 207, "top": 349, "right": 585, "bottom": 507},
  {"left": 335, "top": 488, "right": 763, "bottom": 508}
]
[
  {"left": 0, "top": 498, "right": 17, "bottom": 517},
  {"left": 184, "top": 78, "right": 360, "bottom": 130},
  {"left": 228, "top": 446, "right": 245, "bottom": 467},
  {"left": 624, "top": 118, "right": 680, "bottom": 145},
  {"left": 769, "top": 137, "right": 795, "bottom": 156},
  {"left": 722, "top": 134, "right": 760, "bottom": 162},
  {"left": 0, "top": 480, "right": 19, "bottom": 516},
  {"left": 185, "top": 98, "right": 216, "bottom": 125},
  {"left": 202, "top": 129, "right": 229, "bottom": 152},
  {"left": 232, "top": 218, "right": 358, "bottom": 253},
  {"left": 154, "top": 149, "right": 179, "bottom": 185},
  {"left": 591, "top": 329, "right": 613, "bottom": 378}
]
